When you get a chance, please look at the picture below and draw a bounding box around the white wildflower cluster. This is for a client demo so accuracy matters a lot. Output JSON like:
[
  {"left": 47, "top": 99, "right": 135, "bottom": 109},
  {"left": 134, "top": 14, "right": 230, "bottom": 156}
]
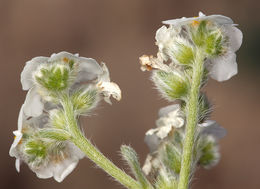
[
  {"left": 138, "top": 12, "right": 242, "bottom": 187},
  {"left": 9, "top": 52, "right": 121, "bottom": 182}
]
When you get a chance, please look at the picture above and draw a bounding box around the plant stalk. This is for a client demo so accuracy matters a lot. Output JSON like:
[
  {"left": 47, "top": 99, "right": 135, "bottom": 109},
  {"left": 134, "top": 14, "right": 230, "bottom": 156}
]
[{"left": 178, "top": 49, "right": 205, "bottom": 189}]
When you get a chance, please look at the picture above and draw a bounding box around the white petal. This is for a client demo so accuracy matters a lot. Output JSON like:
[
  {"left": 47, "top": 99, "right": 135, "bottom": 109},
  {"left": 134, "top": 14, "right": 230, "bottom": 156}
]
[
  {"left": 76, "top": 57, "right": 103, "bottom": 83},
  {"left": 24, "top": 87, "right": 44, "bottom": 117},
  {"left": 199, "top": 120, "right": 215, "bottom": 127},
  {"left": 53, "top": 160, "right": 78, "bottom": 182},
  {"left": 21, "top": 57, "right": 48, "bottom": 90},
  {"left": 35, "top": 168, "right": 53, "bottom": 179},
  {"left": 15, "top": 159, "right": 21, "bottom": 172},
  {"left": 224, "top": 25, "right": 243, "bottom": 52},
  {"left": 49, "top": 51, "right": 76, "bottom": 61},
  {"left": 144, "top": 129, "right": 160, "bottom": 153},
  {"left": 158, "top": 104, "right": 180, "bottom": 117},
  {"left": 200, "top": 120, "right": 227, "bottom": 139},
  {"left": 163, "top": 12, "right": 233, "bottom": 26},
  {"left": 206, "top": 15, "right": 233, "bottom": 25},
  {"left": 209, "top": 52, "right": 238, "bottom": 82}
]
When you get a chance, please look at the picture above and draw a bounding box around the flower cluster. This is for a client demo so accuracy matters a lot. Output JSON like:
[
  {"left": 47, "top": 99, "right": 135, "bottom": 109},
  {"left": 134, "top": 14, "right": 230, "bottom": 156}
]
[
  {"left": 139, "top": 12, "right": 242, "bottom": 187},
  {"left": 9, "top": 52, "right": 121, "bottom": 182}
]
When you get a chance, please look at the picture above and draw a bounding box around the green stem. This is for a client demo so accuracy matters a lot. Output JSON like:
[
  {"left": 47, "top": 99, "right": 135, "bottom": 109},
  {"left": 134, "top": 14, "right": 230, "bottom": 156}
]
[
  {"left": 178, "top": 49, "right": 205, "bottom": 189},
  {"left": 62, "top": 96, "right": 140, "bottom": 189}
]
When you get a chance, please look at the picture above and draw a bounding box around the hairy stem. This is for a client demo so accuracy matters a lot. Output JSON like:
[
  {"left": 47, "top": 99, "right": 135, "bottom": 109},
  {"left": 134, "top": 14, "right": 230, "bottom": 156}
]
[
  {"left": 178, "top": 49, "right": 205, "bottom": 189},
  {"left": 62, "top": 96, "right": 140, "bottom": 189}
]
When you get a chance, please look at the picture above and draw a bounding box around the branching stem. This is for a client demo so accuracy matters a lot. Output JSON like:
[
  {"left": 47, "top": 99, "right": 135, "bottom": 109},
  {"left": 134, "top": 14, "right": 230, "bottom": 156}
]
[{"left": 61, "top": 96, "right": 140, "bottom": 189}]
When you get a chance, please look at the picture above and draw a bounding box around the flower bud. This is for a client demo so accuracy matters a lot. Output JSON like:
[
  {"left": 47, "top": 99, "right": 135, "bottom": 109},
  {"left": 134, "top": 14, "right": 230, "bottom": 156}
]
[
  {"left": 198, "top": 135, "right": 220, "bottom": 169},
  {"left": 152, "top": 70, "right": 189, "bottom": 101},
  {"left": 71, "top": 87, "right": 100, "bottom": 114},
  {"left": 167, "top": 37, "right": 195, "bottom": 65}
]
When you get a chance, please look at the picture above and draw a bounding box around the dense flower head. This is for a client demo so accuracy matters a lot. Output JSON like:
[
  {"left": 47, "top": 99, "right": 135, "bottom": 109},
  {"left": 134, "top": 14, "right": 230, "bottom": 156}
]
[
  {"left": 21, "top": 52, "right": 121, "bottom": 118},
  {"left": 9, "top": 105, "right": 84, "bottom": 182},
  {"left": 140, "top": 12, "right": 243, "bottom": 82}
]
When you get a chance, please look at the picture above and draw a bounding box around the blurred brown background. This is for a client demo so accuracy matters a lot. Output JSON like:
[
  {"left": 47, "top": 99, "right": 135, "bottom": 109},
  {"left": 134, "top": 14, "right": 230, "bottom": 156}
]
[{"left": 0, "top": 0, "right": 260, "bottom": 188}]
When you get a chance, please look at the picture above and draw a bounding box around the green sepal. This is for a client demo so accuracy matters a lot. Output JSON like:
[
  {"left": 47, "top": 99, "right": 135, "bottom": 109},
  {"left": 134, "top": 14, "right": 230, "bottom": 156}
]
[
  {"left": 35, "top": 64, "right": 71, "bottom": 92},
  {"left": 24, "top": 139, "right": 47, "bottom": 163},
  {"left": 191, "top": 20, "right": 207, "bottom": 47},
  {"left": 160, "top": 143, "right": 182, "bottom": 175},
  {"left": 198, "top": 93, "right": 212, "bottom": 122},
  {"left": 49, "top": 110, "right": 67, "bottom": 130},
  {"left": 37, "top": 128, "right": 71, "bottom": 141}
]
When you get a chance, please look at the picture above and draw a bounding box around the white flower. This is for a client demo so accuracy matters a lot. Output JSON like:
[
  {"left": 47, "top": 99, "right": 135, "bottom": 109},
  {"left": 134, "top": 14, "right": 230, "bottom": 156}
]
[
  {"left": 163, "top": 12, "right": 243, "bottom": 82},
  {"left": 96, "top": 63, "right": 121, "bottom": 104},
  {"left": 9, "top": 104, "right": 84, "bottom": 182},
  {"left": 206, "top": 23, "right": 242, "bottom": 81},
  {"left": 144, "top": 104, "right": 184, "bottom": 152},
  {"left": 20, "top": 51, "right": 108, "bottom": 116}
]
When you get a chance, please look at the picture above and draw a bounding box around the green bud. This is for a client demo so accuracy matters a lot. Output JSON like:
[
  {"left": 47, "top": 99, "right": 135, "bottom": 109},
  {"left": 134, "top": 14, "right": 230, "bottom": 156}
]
[
  {"left": 168, "top": 37, "right": 195, "bottom": 65},
  {"left": 71, "top": 88, "right": 99, "bottom": 114},
  {"left": 198, "top": 136, "right": 220, "bottom": 169},
  {"left": 205, "top": 30, "right": 225, "bottom": 56},
  {"left": 152, "top": 70, "right": 189, "bottom": 101},
  {"left": 34, "top": 64, "right": 71, "bottom": 92}
]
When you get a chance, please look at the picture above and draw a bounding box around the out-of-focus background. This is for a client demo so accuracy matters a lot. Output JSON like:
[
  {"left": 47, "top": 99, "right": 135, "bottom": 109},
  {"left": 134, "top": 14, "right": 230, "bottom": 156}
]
[{"left": 0, "top": 0, "right": 259, "bottom": 188}]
